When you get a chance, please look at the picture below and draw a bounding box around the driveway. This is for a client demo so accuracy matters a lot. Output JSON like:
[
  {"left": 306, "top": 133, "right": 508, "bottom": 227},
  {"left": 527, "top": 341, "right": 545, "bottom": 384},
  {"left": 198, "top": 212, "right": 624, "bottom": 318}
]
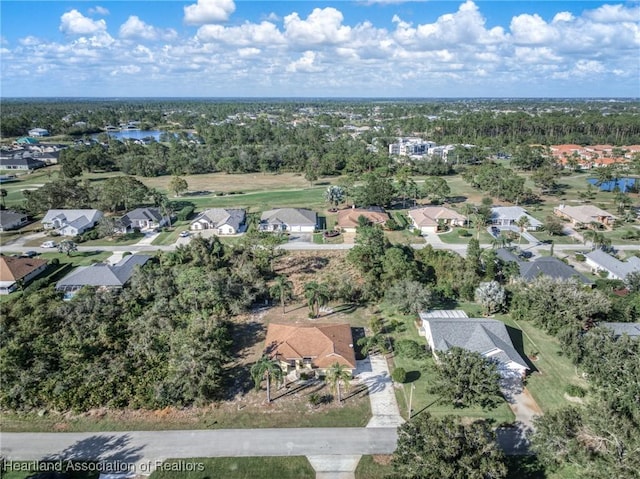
[
  {"left": 355, "top": 355, "right": 404, "bottom": 428},
  {"left": 500, "top": 376, "right": 543, "bottom": 431}
]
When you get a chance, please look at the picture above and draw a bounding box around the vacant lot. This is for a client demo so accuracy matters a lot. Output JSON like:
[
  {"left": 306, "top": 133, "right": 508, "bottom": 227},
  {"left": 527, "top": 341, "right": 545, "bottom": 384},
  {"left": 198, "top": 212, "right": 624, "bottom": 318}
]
[{"left": 150, "top": 457, "right": 315, "bottom": 479}]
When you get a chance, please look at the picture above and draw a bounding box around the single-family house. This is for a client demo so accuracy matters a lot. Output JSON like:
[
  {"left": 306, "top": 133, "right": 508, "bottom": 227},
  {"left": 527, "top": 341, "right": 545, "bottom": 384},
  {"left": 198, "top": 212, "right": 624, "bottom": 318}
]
[
  {"left": 0, "top": 210, "right": 29, "bottom": 231},
  {"left": 599, "top": 322, "right": 640, "bottom": 339},
  {"left": 120, "top": 207, "right": 169, "bottom": 232},
  {"left": 0, "top": 255, "right": 48, "bottom": 294},
  {"left": 490, "top": 206, "right": 542, "bottom": 231},
  {"left": 495, "top": 249, "right": 593, "bottom": 286},
  {"left": 418, "top": 310, "right": 529, "bottom": 379},
  {"left": 190, "top": 208, "right": 246, "bottom": 235},
  {"left": 41, "top": 209, "right": 103, "bottom": 236},
  {"left": 28, "top": 128, "right": 49, "bottom": 137},
  {"left": 259, "top": 208, "right": 318, "bottom": 233},
  {"left": 0, "top": 156, "right": 46, "bottom": 171},
  {"left": 337, "top": 207, "right": 389, "bottom": 233},
  {"left": 408, "top": 206, "right": 466, "bottom": 234},
  {"left": 554, "top": 204, "right": 616, "bottom": 229},
  {"left": 15, "top": 137, "right": 39, "bottom": 145},
  {"left": 56, "top": 254, "right": 151, "bottom": 295},
  {"left": 585, "top": 249, "right": 640, "bottom": 281},
  {"left": 264, "top": 323, "right": 357, "bottom": 378}
]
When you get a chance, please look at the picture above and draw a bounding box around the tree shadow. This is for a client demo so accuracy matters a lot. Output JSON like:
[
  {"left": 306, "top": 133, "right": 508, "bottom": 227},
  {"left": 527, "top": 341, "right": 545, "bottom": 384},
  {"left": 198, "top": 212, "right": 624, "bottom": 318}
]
[
  {"left": 42, "top": 434, "right": 144, "bottom": 474},
  {"left": 342, "top": 384, "right": 369, "bottom": 401},
  {"left": 447, "top": 195, "right": 468, "bottom": 204},
  {"left": 351, "top": 327, "right": 366, "bottom": 359},
  {"left": 405, "top": 371, "right": 421, "bottom": 383}
]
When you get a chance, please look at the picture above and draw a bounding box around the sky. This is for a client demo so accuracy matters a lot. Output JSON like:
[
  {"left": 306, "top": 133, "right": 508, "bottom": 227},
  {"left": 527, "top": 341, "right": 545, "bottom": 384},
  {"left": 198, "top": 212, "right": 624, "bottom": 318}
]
[{"left": 1, "top": 0, "right": 639, "bottom": 98}]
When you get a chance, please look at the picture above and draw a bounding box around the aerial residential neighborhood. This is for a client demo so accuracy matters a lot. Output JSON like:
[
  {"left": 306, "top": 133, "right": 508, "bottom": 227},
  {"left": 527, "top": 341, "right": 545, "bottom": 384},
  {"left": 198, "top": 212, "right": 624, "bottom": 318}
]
[{"left": 0, "top": 1, "right": 639, "bottom": 478}]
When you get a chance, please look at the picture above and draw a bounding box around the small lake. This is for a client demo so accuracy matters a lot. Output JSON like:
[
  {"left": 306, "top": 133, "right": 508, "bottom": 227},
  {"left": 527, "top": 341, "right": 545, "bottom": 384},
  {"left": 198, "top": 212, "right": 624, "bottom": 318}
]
[
  {"left": 587, "top": 177, "right": 637, "bottom": 193},
  {"left": 94, "top": 130, "right": 165, "bottom": 141}
]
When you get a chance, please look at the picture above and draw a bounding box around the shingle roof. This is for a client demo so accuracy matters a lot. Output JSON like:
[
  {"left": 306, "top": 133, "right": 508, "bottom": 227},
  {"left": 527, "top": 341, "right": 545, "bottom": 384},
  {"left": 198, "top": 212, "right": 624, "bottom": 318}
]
[
  {"left": 260, "top": 208, "right": 317, "bottom": 226},
  {"left": 122, "top": 207, "right": 163, "bottom": 223},
  {"left": 490, "top": 206, "right": 542, "bottom": 227},
  {"left": 42, "top": 209, "right": 102, "bottom": 227},
  {"left": 556, "top": 205, "right": 616, "bottom": 224},
  {"left": 264, "top": 323, "right": 356, "bottom": 369},
  {"left": 56, "top": 255, "right": 150, "bottom": 289},
  {"left": 423, "top": 316, "right": 529, "bottom": 370},
  {"left": 519, "top": 257, "right": 593, "bottom": 285},
  {"left": 337, "top": 207, "right": 389, "bottom": 229},
  {"left": 586, "top": 249, "right": 640, "bottom": 280},
  {"left": 408, "top": 206, "right": 465, "bottom": 227},
  {"left": 495, "top": 248, "right": 522, "bottom": 264},
  {"left": 0, "top": 255, "right": 47, "bottom": 282},
  {"left": 0, "top": 210, "right": 27, "bottom": 228},
  {"left": 193, "top": 208, "right": 246, "bottom": 230},
  {"left": 600, "top": 322, "right": 640, "bottom": 338}
]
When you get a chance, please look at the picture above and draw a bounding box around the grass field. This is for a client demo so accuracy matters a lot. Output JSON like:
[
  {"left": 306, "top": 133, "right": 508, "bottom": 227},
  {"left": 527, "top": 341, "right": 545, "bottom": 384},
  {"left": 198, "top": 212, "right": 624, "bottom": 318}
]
[{"left": 149, "top": 457, "right": 315, "bottom": 479}]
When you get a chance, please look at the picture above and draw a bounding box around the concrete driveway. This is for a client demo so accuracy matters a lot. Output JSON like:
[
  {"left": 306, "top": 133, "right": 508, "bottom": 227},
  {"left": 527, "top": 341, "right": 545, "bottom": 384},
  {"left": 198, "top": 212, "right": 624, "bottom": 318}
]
[{"left": 355, "top": 355, "right": 404, "bottom": 428}]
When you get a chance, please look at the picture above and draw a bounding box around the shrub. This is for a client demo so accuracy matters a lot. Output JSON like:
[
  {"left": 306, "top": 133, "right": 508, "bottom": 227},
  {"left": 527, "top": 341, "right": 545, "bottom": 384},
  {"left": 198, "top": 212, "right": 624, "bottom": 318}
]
[
  {"left": 50, "top": 258, "right": 60, "bottom": 266},
  {"left": 392, "top": 367, "right": 407, "bottom": 383},
  {"left": 574, "top": 253, "right": 586, "bottom": 262},
  {"left": 308, "top": 393, "right": 322, "bottom": 406},
  {"left": 177, "top": 205, "right": 195, "bottom": 221},
  {"left": 385, "top": 217, "right": 400, "bottom": 231},
  {"left": 457, "top": 229, "right": 471, "bottom": 237},
  {"left": 566, "top": 384, "right": 587, "bottom": 398},
  {"left": 395, "top": 339, "right": 426, "bottom": 360}
]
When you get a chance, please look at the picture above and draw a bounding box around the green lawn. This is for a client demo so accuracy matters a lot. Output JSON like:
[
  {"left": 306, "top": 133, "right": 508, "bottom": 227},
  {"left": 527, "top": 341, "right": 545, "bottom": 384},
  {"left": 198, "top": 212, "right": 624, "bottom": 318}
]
[
  {"left": 438, "top": 228, "right": 494, "bottom": 244},
  {"left": 531, "top": 230, "right": 583, "bottom": 245},
  {"left": 0, "top": 462, "right": 98, "bottom": 479},
  {"left": 355, "top": 456, "right": 394, "bottom": 479},
  {"left": 150, "top": 457, "right": 315, "bottom": 479}
]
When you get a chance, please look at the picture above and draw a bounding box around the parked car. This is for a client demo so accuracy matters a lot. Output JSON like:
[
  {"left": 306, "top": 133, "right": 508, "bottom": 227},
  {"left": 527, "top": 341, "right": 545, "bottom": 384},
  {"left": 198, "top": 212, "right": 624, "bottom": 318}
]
[
  {"left": 21, "top": 251, "right": 38, "bottom": 258},
  {"left": 179, "top": 231, "right": 190, "bottom": 238},
  {"left": 40, "top": 241, "right": 56, "bottom": 248}
]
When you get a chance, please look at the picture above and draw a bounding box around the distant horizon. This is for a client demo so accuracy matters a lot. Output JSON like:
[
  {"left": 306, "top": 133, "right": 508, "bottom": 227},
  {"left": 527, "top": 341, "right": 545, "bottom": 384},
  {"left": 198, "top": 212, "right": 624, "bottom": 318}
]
[
  {"left": 2, "top": 96, "right": 639, "bottom": 101},
  {"left": 1, "top": 1, "right": 638, "bottom": 97}
]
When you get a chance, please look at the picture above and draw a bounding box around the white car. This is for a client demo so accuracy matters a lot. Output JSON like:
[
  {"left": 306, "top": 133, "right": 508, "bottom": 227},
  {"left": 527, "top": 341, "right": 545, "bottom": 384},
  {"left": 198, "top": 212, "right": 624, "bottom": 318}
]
[
  {"left": 40, "top": 240, "right": 57, "bottom": 248},
  {"left": 179, "top": 231, "right": 190, "bottom": 238}
]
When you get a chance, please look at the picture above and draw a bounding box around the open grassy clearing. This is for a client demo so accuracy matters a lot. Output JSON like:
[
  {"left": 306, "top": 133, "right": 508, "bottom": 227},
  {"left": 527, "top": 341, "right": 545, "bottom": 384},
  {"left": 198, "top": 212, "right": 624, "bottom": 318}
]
[
  {"left": 438, "top": 228, "right": 494, "bottom": 244},
  {"left": 150, "top": 457, "right": 315, "bottom": 479}
]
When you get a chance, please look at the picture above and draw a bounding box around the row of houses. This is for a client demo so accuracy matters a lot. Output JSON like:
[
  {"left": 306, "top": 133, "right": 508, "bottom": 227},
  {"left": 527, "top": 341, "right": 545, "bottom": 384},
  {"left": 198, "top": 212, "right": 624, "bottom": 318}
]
[{"left": 551, "top": 144, "right": 640, "bottom": 169}]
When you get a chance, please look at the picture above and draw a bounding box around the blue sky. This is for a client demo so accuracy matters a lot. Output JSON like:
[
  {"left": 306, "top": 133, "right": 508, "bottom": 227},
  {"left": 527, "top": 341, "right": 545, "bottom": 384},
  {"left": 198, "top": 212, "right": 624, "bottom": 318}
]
[{"left": 1, "top": 1, "right": 639, "bottom": 97}]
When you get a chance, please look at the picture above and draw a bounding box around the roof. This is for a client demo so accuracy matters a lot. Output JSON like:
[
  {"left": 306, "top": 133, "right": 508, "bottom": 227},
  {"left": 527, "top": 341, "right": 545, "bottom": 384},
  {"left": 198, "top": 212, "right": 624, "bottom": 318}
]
[
  {"left": 0, "top": 157, "right": 46, "bottom": 169},
  {"left": 422, "top": 316, "right": 529, "bottom": 370},
  {"left": 586, "top": 249, "right": 640, "bottom": 279},
  {"left": 122, "top": 207, "right": 164, "bottom": 223},
  {"left": 193, "top": 208, "right": 246, "bottom": 230},
  {"left": 490, "top": 206, "right": 542, "bottom": 227},
  {"left": 337, "top": 207, "right": 389, "bottom": 229},
  {"left": 495, "top": 248, "right": 522, "bottom": 264},
  {"left": 600, "top": 322, "right": 640, "bottom": 338},
  {"left": 0, "top": 255, "right": 47, "bottom": 282},
  {"left": 260, "top": 208, "right": 317, "bottom": 227},
  {"left": 419, "top": 310, "right": 469, "bottom": 320},
  {"left": 555, "top": 204, "right": 616, "bottom": 223},
  {"left": 408, "top": 206, "right": 465, "bottom": 227},
  {"left": 42, "top": 209, "right": 102, "bottom": 227},
  {"left": 56, "top": 255, "right": 150, "bottom": 289},
  {"left": 0, "top": 210, "right": 27, "bottom": 226},
  {"left": 520, "top": 257, "right": 593, "bottom": 285},
  {"left": 264, "top": 323, "right": 356, "bottom": 369}
]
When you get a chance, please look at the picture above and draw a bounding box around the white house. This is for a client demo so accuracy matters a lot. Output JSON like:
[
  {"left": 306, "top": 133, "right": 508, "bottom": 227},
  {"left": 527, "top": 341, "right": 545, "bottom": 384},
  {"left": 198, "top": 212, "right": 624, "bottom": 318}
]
[
  {"left": 418, "top": 310, "right": 529, "bottom": 379},
  {"left": 41, "top": 209, "right": 103, "bottom": 236},
  {"left": 190, "top": 208, "right": 246, "bottom": 235},
  {"left": 585, "top": 249, "right": 640, "bottom": 281},
  {"left": 490, "top": 206, "right": 542, "bottom": 230},
  {"left": 28, "top": 128, "right": 49, "bottom": 137},
  {"left": 259, "top": 208, "right": 317, "bottom": 233}
]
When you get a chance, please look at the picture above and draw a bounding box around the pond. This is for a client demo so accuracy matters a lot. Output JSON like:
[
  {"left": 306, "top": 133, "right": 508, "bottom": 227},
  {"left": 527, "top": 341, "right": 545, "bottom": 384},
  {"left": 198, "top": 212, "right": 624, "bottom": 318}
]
[
  {"left": 94, "top": 130, "right": 165, "bottom": 141},
  {"left": 587, "top": 177, "right": 637, "bottom": 193}
]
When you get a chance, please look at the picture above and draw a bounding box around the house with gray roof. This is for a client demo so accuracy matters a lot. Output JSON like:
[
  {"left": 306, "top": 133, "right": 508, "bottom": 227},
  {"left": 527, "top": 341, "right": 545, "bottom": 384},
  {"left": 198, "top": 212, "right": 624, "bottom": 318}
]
[
  {"left": 495, "top": 249, "right": 593, "bottom": 286},
  {"left": 490, "top": 206, "right": 542, "bottom": 230},
  {"left": 259, "top": 208, "right": 318, "bottom": 233},
  {"left": 56, "top": 254, "right": 151, "bottom": 296},
  {"left": 190, "top": 208, "right": 246, "bottom": 235},
  {"left": 120, "top": 207, "right": 169, "bottom": 232},
  {"left": 585, "top": 249, "right": 640, "bottom": 281},
  {"left": 599, "top": 322, "right": 640, "bottom": 339},
  {"left": 42, "top": 209, "right": 103, "bottom": 236},
  {"left": 0, "top": 210, "right": 29, "bottom": 231},
  {"left": 418, "top": 310, "right": 529, "bottom": 379},
  {"left": 0, "top": 155, "right": 46, "bottom": 171}
]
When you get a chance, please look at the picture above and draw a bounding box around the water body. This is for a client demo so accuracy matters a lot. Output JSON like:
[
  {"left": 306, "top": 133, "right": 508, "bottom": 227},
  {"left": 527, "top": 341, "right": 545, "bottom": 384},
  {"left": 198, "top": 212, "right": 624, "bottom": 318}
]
[
  {"left": 587, "top": 177, "right": 637, "bottom": 193},
  {"left": 98, "top": 130, "right": 165, "bottom": 141}
]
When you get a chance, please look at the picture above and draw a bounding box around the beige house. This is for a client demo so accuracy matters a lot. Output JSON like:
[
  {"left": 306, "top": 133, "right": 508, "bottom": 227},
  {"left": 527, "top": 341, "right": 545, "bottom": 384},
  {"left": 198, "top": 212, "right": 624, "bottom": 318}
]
[
  {"left": 554, "top": 204, "right": 616, "bottom": 229},
  {"left": 336, "top": 207, "right": 389, "bottom": 233},
  {"left": 408, "top": 206, "right": 466, "bottom": 234},
  {"left": 264, "top": 323, "right": 356, "bottom": 378}
]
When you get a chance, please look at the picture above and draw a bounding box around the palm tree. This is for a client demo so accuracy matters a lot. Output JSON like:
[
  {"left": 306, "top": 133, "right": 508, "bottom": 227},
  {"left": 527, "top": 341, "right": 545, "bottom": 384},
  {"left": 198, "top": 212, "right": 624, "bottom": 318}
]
[
  {"left": 270, "top": 275, "right": 293, "bottom": 315},
  {"left": 325, "top": 362, "right": 352, "bottom": 404},
  {"left": 304, "top": 281, "right": 330, "bottom": 318},
  {"left": 250, "top": 355, "right": 283, "bottom": 403},
  {"left": 515, "top": 216, "right": 530, "bottom": 245}
]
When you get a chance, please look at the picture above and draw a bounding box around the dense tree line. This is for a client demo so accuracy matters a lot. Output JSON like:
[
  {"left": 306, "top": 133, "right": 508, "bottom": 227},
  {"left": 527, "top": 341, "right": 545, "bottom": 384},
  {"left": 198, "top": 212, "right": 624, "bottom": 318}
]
[{"left": 0, "top": 236, "right": 275, "bottom": 411}]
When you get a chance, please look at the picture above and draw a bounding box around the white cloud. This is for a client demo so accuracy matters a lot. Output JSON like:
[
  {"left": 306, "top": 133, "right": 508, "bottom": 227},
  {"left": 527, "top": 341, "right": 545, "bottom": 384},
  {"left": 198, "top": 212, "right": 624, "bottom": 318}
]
[
  {"left": 510, "top": 13, "right": 558, "bottom": 45},
  {"left": 197, "top": 21, "right": 285, "bottom": 46},
  {"left": 88, "top": 6, "right": 110, "bottom": 16},
  {"left": 184, "top": 0, "right": 235, "bottom": 25},
  {"left": 585, "top": 4, "right": 640, "bottom": 23},
  {"left": 286, "top": 51, "right": 324, "bottom": 72},
  {"left": 111, "top": 65, "right": 142, "bottom": 76},
  {"left": 283, "top": 8, "right": 352, "bottom": 46},
  {"left": 120, "top": 16, "right": 177, "bottom": 41},
  {"left": 552, "top": 12, "right": 574, "bottom": 23},
  {"left": 60, "top": 9, "right": 107, "bottom": 35}
]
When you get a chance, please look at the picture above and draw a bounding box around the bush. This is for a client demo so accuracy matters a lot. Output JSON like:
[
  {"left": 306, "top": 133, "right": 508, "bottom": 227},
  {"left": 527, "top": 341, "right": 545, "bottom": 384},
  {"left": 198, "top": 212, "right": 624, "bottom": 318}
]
[
  {"left": 385, "top": 217, "right": 400, "bottom": 231},
  {"left": 50, "top": 258, "right": 60, "bottom": 266},
  {"left": 395, "top": 339, "right": 426, "bottom": 360},
  {"left": 392, "top": 367, "right": 407, "bottom": 383},
  {"left": 457, "top": 229, "right": 471, "bottom": 237},
  {"left": 177, "top": 205, "right": 195, "bottom": 221},
  {"left": 574, "top": 253, "right": 586, "bottom": 262},
  {"left": 566, "top": 384, "right": 587, "bottom": 398}
]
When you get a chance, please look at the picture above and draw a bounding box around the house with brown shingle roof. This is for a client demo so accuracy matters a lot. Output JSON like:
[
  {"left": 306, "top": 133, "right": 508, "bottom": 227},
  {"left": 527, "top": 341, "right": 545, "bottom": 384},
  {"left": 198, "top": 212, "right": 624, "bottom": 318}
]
[
  {"left": 264, "top": 323, "right": 357, "bottom": 377},
  {"left": 337, "top": 207, "right": 389, "bottom": 233},
  {"left": 554, "top": 204, "right": 616, "bottom": 229},
  {"left": 0, "top": 255, "right": 48, "bottom": 294},
  {"left": 408, "top": 206, "right": 466, "bottom": 234}
]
